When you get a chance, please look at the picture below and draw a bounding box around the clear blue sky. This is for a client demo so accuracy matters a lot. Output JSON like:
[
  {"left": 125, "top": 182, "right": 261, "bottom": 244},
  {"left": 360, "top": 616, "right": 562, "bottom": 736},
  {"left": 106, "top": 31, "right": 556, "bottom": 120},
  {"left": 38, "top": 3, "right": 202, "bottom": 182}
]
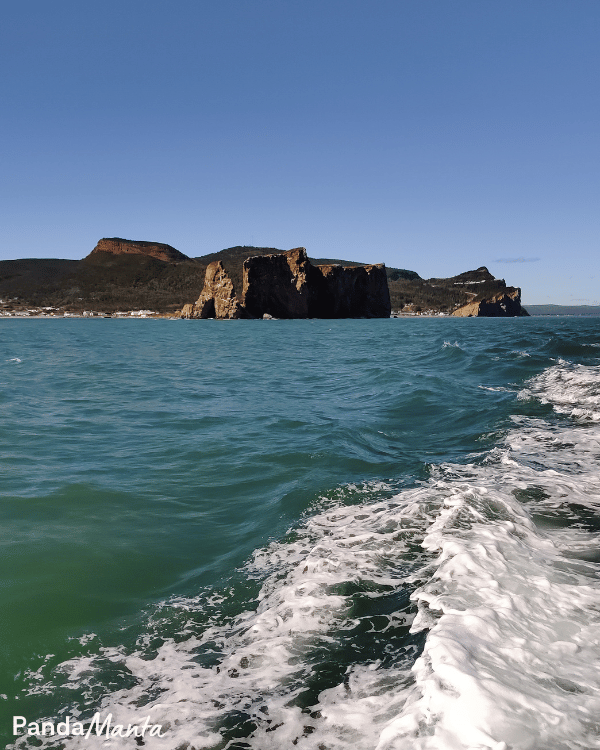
[{"left": 1, "top": 1, "right": 599, "bottom": 304}]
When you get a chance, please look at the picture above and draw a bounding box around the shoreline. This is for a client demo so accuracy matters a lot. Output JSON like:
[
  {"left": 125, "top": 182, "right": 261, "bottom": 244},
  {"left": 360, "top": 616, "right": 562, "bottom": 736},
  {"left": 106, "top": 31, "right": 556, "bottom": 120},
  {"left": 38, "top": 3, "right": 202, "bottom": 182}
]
[
  {"left": 0, "top": 313, "right": 582, "bottom": 320},
  {"left": 2, "top": 307, "right": 595, "bottom": 320}
]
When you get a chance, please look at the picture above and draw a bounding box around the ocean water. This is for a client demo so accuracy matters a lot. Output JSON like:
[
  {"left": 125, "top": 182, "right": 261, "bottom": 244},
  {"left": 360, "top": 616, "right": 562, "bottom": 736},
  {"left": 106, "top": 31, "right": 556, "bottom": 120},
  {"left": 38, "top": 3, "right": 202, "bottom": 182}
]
[{"left": 1, "top": 316, "right": 600, "bottom": 749}]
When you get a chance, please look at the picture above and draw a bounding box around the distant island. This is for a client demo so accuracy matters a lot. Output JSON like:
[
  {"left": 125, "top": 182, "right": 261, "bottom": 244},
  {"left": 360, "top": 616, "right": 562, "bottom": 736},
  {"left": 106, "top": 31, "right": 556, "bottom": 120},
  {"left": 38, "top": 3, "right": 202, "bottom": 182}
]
[{"left": 0, "top": 237, "right": 528, "bottom": 318}]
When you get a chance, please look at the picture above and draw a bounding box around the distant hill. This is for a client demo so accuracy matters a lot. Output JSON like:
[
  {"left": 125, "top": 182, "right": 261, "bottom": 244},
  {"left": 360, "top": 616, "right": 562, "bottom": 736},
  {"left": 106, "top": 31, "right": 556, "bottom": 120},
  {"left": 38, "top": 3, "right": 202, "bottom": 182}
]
[
  {"left": 0, "top": 252, "right": 206, "bottom": 313},
  {"left": 525, "top": 304, "right": 600, "bottom": 316}
]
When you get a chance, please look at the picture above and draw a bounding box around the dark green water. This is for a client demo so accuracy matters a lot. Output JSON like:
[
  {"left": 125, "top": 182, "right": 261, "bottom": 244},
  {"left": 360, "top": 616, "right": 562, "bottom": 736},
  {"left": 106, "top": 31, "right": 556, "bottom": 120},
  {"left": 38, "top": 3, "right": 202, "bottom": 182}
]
[{"left": 2, "top": 317, "right": 600, "bottom": 749}]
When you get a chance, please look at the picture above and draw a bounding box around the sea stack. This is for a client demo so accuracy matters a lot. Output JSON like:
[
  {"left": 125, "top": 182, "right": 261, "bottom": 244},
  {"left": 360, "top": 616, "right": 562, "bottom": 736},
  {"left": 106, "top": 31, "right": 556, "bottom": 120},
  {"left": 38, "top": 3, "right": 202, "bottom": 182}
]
[
  {"left": 181, "top": 261, "right": 245, "bottom": 319},
  {"left": 181, "top": 247, "right": 391, "bottom": 319}
]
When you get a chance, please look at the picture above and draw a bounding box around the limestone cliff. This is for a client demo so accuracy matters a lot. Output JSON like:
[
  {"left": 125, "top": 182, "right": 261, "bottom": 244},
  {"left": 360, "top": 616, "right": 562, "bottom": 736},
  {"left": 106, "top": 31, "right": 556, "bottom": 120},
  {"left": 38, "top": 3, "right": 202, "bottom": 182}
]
[
  {"left": 180, "top": 247, "right": 391, "bottom": 319},
  {"left": 181, "top": 261, "right": 244, "bottom": 319},
  {"left": 452, "top": 287, "right": 528, "bottom": 317},
  {"left": 317, "top": 262, "right": 391, "bottom": 318},
  {"left": 241, "top": 248, "right": 322, "bottom": 318},
  {"left": 89, "top": 238, "right": 189, "bottom": 263}
]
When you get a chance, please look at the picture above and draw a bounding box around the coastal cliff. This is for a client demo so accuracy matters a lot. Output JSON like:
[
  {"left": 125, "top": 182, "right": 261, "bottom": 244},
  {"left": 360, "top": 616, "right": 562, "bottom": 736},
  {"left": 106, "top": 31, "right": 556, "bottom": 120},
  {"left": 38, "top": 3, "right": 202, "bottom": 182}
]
[
  {"left": 89, "top": 238, "right": 189, "bottom": 263},
  {"left": 181, "top": 260, "right": 245, "bottom": 319},
  {"left": 182, "top": 247, "right": 391, "bottom": 319},
  {"left": 0, "top": 238, "right": 527, "bottom": 317},
  {"left": 452, "top": 287, "right": 526, "bottom": 317},
  {"left": 242, "top": 248, "right": 322, "bottom": 318},
  {"left": 388, "top": 266, "right": 527, "bottom": 317},
  {"left": 317, "top": 262, "right": 391, "bottom": 318}
]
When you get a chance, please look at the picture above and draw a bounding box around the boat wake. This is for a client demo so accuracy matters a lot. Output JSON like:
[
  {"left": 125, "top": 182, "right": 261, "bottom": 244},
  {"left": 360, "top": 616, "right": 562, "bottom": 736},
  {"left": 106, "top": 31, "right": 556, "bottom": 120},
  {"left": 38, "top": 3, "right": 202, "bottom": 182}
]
[{"left": 12, "top": 361, "right": 600, "bottom": 749}]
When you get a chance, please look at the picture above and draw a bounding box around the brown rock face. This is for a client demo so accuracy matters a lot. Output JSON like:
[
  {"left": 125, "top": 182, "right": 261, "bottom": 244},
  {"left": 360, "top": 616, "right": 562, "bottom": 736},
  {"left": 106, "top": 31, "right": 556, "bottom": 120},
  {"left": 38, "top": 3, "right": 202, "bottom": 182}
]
[
  {"left": 242, "top": 248, "right": 391, "bottom": 318},
  {"left": 317, "top": 263, "right": 391, "bottom": 318},
  {"left": 89, "top": 238, "right": 189, "bottom": 263},
  {"left": 452, "top": 288, "right": 527, "bottom": 317},
  {"left": 241, "top": 248, "right": 322, "bottom": 318},
  {"left": 182, "top": 261, "right": 244, "bottom": 319},
  {"left": 180, "top": 303, "right": 196, "bottom": 319},
  {"left": 180, "top": 247, "right": 391, "bottom": 319}
]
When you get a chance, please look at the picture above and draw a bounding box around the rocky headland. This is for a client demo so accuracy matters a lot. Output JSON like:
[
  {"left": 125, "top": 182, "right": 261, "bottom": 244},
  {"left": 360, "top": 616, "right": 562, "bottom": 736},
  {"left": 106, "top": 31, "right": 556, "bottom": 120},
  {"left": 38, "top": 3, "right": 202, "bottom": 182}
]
[
  {"left": 0, "top": 238, "right": 528, "bottom": 318},
  {"left": 451, "top": 287, "right": 524, "bottom": 317},
  {"left": 388, "top": 266, "right": 527, "bottom": 317}
]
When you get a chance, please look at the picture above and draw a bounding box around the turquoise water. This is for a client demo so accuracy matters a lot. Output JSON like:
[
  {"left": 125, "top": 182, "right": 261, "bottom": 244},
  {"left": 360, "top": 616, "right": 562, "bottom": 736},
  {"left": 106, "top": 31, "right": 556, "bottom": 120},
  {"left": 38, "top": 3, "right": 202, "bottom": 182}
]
[{"left": 2, "top": 317, "right": 600, "bottom": 749}]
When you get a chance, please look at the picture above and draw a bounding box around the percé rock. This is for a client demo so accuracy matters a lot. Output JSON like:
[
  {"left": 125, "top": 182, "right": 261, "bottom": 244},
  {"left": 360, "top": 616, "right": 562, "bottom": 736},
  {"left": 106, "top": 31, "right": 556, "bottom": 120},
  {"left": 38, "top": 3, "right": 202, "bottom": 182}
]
[
  {"left": 241, "top": 247, "right": 323, "bottom": 318},
  {"left": 89, "top": 238, "right": 189, "bottom": 263},
  {"left": 242, "top": 248, "right": 390, "bottom": 319},
  {"left": 452, "top": 287, "right": 528, "bottom": 317},
  {"left": 181, "top": 247, "right": 391, "bottom": 319},
  {"left": 317, "top": 262, "right": 391, "bottom": 318},
  {"left": 182, "top": 261, "right": 244, "bottom": 319}
]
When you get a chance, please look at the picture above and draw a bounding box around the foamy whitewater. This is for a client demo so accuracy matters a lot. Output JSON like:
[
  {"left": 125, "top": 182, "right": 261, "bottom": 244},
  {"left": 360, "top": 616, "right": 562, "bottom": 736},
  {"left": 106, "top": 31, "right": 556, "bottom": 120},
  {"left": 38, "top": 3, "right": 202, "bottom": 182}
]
[{"left": 2, "top": 317, "right": 600, "bottom": 749}]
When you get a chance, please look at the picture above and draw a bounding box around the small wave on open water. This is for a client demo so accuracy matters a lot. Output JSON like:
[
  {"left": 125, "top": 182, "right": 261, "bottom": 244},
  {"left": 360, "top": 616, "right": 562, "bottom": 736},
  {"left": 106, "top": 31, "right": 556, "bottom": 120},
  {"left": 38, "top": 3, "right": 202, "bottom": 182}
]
[{"left": 3, "top": 317, "right": 600, "bottom": 749}]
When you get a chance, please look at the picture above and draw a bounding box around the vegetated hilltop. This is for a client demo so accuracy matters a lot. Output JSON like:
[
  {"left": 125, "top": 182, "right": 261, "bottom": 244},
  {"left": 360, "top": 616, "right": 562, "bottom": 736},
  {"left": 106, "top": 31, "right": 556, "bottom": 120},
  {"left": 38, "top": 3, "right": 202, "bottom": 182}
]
[{"left": 0, "top": 237, "right": 526, "bottom": 316}]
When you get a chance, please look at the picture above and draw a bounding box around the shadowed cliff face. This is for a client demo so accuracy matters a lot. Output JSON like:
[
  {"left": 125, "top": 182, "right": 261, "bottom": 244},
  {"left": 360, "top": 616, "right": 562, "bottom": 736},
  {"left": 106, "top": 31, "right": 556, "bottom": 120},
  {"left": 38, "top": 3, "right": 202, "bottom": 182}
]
[
  {"left": 241, "top": 248, "right": 324, "bottom": 318},
  {"left": 182, "top": 248, "right": 391, "bottom": 319},
  {"left": 317, "top": 263, "right": 392, "bottom": 318}
]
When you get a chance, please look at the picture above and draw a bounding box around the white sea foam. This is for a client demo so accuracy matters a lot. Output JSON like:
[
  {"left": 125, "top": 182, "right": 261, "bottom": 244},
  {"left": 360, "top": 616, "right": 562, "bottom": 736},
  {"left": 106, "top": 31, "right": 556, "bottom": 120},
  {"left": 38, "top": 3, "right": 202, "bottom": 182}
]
[
  {"left": 519, "top": 360, "right": 600, "bottom": 422},
  {"left": 478, "top": 385, "right": 517, "bottom": 392},
  {"left": 378, "top": 463, "right": 600, "bottom": 749},
  {"left": 14, "top": 487, "right": 438, "bottom": 750},
  {"left": 380, "top": 362, "right": 600, "bottom": 749},
  {"left": 13, "top": 361, "right": 600, "bottom": 750}
]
